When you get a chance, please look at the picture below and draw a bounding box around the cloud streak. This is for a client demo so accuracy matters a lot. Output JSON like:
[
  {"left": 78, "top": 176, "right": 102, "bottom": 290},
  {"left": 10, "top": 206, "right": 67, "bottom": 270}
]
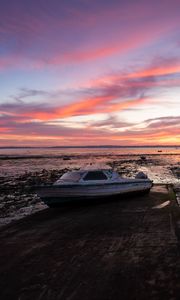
[
  {"left": 1, "top": 0, "right": 180, "bottom": 70},
  {"left": 0, "top": 114, "right": 179, "bottom": 146},
  {"left": 1, "top": 54, "right": 180, "bottom": 123},
  {"left": 1, "top": 1, "right": 180, "bottom": 145}
]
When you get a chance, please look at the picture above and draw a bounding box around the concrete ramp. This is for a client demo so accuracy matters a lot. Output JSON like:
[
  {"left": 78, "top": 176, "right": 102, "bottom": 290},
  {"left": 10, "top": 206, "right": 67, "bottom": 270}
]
[{"left": 0, "top": 185, "right": 180, "bottom": 300}]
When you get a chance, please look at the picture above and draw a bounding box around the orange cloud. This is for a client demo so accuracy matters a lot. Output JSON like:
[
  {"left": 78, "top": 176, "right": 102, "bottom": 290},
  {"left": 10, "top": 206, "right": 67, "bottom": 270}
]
[
  {"left": 0, "top": 128, "right": 179, "bottom": 147},
  {"left": 0, "top": 112, "right": 179, "bottom": 146},
  {"left": 109, "top": 130, "right": 180, "bottom": 145},
  {"left": 23, "top": 95, "right": 147, "bottom": 121},
  {"left": 129, "top": 64, "right": 180, "bottom": 79},
  {"left": 0, "top": 127, "right": 10, "bottom": 132},
  {"left": 107, "top": 97, "right": 146, "bottom": 113},
  {"left": 30, "top": 95, "right": 112, "bottom": 120}
]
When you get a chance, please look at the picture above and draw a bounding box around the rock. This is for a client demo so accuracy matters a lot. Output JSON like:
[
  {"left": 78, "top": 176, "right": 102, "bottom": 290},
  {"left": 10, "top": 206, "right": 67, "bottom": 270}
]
[
  {"left": 29, "top": 198, "right": 38, "bottom": 205},
  {"left": 63, "top": 156, "right": 71, "bottom": 160},
  {"left": 8, "top": 205, "right": 16, "bottom": 213},
  {"left": 0, "top": 203, "right": 5, "bottom": 209},
  {"left": 0, "top": 196, "right": 6, "bottom": 202}
]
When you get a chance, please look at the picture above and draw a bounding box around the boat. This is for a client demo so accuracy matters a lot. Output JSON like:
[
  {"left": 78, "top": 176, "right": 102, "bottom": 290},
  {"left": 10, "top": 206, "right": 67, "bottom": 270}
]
[{"left": 36, "top": 166, "right": 153, "bottom": 207}]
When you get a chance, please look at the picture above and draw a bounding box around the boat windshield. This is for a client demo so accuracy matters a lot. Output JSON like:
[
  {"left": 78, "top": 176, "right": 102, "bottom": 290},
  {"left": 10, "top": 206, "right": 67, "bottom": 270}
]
[
  {"left": 60, "top": 171, "right": 82, "bottom": 182},
  {"left": 83, "top": 171, "right": 107, "bottom": 181}
]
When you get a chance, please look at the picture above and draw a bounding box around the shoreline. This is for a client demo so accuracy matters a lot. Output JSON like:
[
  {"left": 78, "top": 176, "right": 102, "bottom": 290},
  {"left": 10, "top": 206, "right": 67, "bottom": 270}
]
[
  {"left": 0, "top": 153, "right": 180, "bottom": 160},
  {"left": 0, "top": 156, "right": 180, "bottom": 227}
]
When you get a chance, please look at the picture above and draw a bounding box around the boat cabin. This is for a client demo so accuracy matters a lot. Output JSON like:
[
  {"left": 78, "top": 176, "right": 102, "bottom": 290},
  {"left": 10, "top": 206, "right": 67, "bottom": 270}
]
[{"left": 55, "top": 169, "right": 120, "bottom": 184}]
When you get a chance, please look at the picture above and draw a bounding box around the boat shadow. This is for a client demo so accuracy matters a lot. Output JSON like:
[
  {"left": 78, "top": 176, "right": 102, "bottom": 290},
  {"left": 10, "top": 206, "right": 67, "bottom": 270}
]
[{"left": 46, "top": 189, "right": 150, "bottom": 209}]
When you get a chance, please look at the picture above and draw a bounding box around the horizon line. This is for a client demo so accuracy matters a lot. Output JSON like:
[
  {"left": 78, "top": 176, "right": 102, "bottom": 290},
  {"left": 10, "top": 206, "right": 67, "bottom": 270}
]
[{"left": 0, "top": 145, "right": 179, "bottom": 149}]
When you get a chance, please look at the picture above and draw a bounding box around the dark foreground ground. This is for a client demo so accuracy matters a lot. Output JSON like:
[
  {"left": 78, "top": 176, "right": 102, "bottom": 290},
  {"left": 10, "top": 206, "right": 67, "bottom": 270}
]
[{"left": 1, "top": 185, "right": 180, "bottom": 300}]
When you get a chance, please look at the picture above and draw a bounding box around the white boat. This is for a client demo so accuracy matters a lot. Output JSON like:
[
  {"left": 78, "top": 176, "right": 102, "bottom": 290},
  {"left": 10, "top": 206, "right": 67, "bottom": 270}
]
[{"left": 36, "top": 166, "right": 153, "bottom": 207}]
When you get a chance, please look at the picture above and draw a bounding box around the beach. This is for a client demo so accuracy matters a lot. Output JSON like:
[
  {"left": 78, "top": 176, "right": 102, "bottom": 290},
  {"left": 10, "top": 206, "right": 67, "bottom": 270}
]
[
  {"left": 0, "top": 147, "right": 179, "bottom": 226},
  {"left": 1, "top": 184, "right": 180, "bottom": 299},
  {"left": 0, "top": 147, "right": 180, "bottom": 299}
]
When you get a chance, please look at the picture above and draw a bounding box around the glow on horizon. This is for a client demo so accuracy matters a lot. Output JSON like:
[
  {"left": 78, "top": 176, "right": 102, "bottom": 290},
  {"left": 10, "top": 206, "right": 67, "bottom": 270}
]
[{"left": 0, "top": 0, "right": 180, "bottom": 146}]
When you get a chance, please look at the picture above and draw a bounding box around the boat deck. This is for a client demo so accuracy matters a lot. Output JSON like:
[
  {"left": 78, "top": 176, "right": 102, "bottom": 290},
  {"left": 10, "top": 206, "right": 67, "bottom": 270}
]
[{"left": 0, "top": 185, "right": 180, "bottom": 300}]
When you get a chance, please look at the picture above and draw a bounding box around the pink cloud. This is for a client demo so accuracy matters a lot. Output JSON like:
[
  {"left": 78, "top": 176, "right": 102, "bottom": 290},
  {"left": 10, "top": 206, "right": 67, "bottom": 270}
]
[
  {"left": 0, "top": 1, "right": 180, "bottom": 70},
  {"left": 0, "top": 115, "right": 179, "bottom": 146},
  {"left": 1, "top": 54, "right": 180, "bottom": 122}
]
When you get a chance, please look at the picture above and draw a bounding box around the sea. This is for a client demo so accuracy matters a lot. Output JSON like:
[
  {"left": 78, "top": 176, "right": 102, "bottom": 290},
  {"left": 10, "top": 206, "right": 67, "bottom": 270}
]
[
  {"left": 0, "top": 146, "right": 180, "bottom": 157},
  {"left": 0, "top": 146, "right": 179, "bottom": 182}
]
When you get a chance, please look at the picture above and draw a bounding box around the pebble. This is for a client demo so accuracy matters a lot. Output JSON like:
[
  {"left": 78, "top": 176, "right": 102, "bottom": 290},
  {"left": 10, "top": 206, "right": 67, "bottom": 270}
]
[{"left": 0, "top": 168, "right": 64, "bottom": 222}]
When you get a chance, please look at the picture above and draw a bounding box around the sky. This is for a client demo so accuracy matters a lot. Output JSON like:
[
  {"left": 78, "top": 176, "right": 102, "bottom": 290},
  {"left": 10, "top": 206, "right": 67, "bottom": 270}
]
[{"left": 0, "top": 0, "right": 180, "bottom": 146}]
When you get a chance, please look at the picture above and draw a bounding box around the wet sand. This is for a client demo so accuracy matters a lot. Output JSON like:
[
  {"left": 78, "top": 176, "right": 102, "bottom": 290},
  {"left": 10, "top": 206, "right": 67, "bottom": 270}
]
[
  {"left": 0, "top": 185, "right": 180, "bottom": 300},
  {"left": 0, "top": 153, "right": 180, "bottom": 226}
]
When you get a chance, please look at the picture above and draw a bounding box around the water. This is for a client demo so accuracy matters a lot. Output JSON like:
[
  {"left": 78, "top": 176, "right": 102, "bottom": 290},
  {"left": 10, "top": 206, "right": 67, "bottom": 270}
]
[
  {"left": 0, "top": 146, "right": 179, "bottom": 157},
  {"left": 0, "top": 147, "right": 179, "bottom": 181}
]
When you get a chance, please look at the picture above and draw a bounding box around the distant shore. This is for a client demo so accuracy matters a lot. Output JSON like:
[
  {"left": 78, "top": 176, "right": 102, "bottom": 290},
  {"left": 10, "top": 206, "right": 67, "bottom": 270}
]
[{"left": 0, "top": 145, "right": 179, "bottom": 149}]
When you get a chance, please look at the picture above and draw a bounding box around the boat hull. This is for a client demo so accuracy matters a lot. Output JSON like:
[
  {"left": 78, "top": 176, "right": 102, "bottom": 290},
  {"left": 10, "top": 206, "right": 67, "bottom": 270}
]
[{"left": 36, "top": 181, "right": 153, "bottom": 207}]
